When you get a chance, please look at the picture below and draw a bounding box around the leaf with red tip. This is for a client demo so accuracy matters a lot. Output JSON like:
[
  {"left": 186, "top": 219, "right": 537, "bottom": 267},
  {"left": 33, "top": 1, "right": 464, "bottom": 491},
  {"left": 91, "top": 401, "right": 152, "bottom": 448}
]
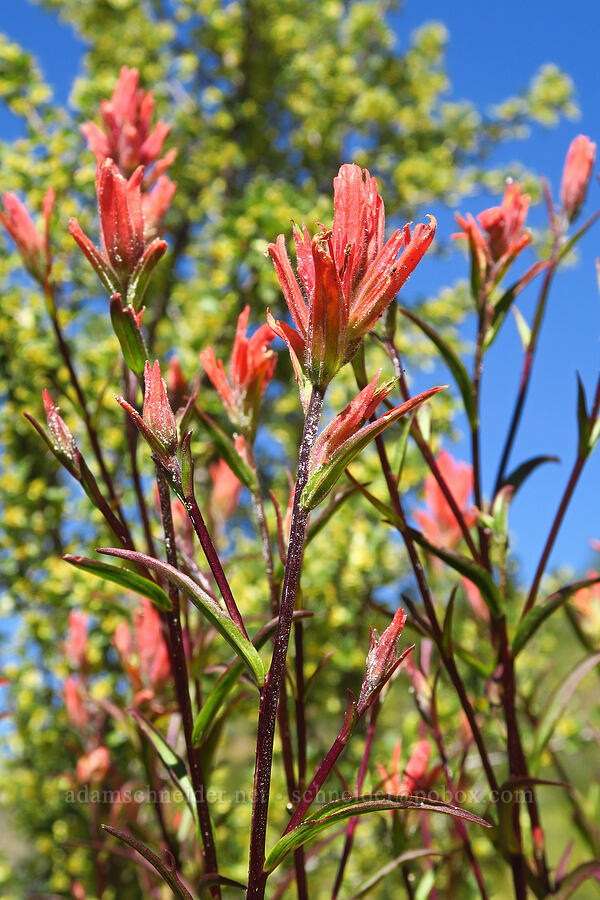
[
  {"left": 264, "top": 793, "right": 490, "bottom": 873},
  {"left": 301, "top": 386, "right": 444, "bottom": 510}
]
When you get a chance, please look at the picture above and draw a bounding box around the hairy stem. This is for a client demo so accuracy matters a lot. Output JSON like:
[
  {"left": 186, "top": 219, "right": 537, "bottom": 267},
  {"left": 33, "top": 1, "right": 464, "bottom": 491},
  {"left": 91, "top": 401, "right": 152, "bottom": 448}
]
[
  {"left": 155, "top": 467, "right": 220, "bottom": 896},
  {"left": 246, "top": 386, "right": 324, "bottom": 900}
]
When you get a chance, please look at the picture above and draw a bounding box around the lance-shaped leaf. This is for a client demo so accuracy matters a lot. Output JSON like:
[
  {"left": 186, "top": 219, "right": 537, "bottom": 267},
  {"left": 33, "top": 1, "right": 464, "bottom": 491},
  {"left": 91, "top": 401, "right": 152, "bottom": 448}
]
[
  {"left": 499, "top": 454, "right": 559, "bottom": 497},
  {"left": 109, "top": 293, "right": 148, "bottom": 377},
  {"left": 530, "top": 652, "right": 600, "bottom": 773},
  {"left": 98, "top": 547, "right": 265, "bottom": 686},
  {"left": 192, "top": 610, "right": 312, "bottom": 747},
  {"left": 102, "top": 825, "right": 194, "bottom": 900},
  {"left": 409, "top": 528, "right": 504, "bottom": 618},
  {"left": 301, "top": 385, "right": 445, "bottom": 510},
  {"left": 576, "top": 373, "right": 591, "bottom": 458},
  {"left": 345, "top": 472, "right": 503, "bottom": 619},
  {"left": 264, "top": 794, "right": 490, "bottom": 873},
  {"left": 131, "top": 710, "right": 199, "bottom": 833},
  {"left": 63, "top": 554, "right": 171, "bottom": 612},
  {"left": 483, "top": 260, "right": 548, "bottom": 352},
  {"left": 193, "top": 407, "right": 258, "bottom": 492},
  {"left": 400, "top": 307, "right": 477, "bottom": 429},
  {"left": 513, "top": 576, "right": 600, "bottom": 657}
]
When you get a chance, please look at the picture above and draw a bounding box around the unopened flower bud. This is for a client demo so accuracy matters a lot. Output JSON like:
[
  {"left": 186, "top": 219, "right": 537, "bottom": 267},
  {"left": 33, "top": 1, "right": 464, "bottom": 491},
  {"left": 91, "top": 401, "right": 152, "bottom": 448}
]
[
  {"left": 561, "top": 135, "right": 596, "bottom": 224},
  {"left": 42, "top": 390, "right": 80, "bottom": 475},
  {"left": 143, "top": 360, "right": 178, "bottom": 457},
  {"left": 358, "top": 607, "right": 407, "bottom": 713}
]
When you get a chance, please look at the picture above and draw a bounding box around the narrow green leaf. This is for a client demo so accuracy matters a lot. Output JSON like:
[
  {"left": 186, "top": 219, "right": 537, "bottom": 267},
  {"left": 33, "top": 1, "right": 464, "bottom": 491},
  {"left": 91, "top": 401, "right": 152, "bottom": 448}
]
[
  {"left": 576, "top": 373, "right": 590, "bottom": 457},
  {"left": 454, "top": 643, "right": 492, "bottom": 678},
  {"left": 557, "top": 208, "right": 600, "bottom": 265},
  {"left": 589, "top": 416, "right": 600, "bottom": 456},
  {"left": 63, "top": 554, "right": 171, "bottom": 612},
  {"left": 131, "top": 711, "right": 199, "bottom": 832},
  {"left": 513, "top": 576, "right": 600, "bottom": 657},
  {"left": 102, "top": 825, "right": 194, "bottom": 900},
  {"left": 98, "top": 548, "right": 265, "bottom": 686},
  {"left": 192, "top": 610, "right": 312, "bottom": 747},
  {"left": 484, "top": 261, "right": 546, "bottom": 352},
  {"left": 193, "top": 407, "right": 258, "bottom": 491},
  {"left": 512, "top": 305, "right": 532, "bottom": 351},
  {"left": 441, "top": 586, "right": 457, "bottom": 657},
  {"left": 531, "top": 653, "right": 600, "bottom": 772},
  {"left": 400, "top": 308, "right": 477, "bottom": 429},
  {"left": 109, "top": 295, "right": 148, "bottom": 377},
  {"left": 467, "top": 229, "right": 482, "bottom": 305},
  {"left": 409, "top": 529, "right": 504, "bottom": 618},
  {"left": 264, "top": 794, "right": 490, "bottom": 873},
  {"left": 414, "top": 869, "right": 436, "bottom": 900},
  {"left": 350, "top": 849, "right": 444, "bottom": 899},
  {"left": 392, "top": 411, "right": 415, "bottom": 481},
  {"left": 500, "top": 455, "right": 559, "bottom": 496}
]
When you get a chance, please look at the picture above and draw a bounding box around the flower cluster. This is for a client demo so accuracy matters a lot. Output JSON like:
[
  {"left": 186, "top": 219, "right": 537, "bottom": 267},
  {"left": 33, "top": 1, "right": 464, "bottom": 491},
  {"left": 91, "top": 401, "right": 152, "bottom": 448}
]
[
  {"left": 81, "top": 66, "right": 176, "bottom": 180},
  {"left": 69, "top": 159, "right": 167, "bottom": 303},
  {"left": 269, "top": 163, "right": 436, "bottom": 391},
  {"left": 200, "top": 306, "right": 276, "bottom": 439},
  {"left": 454, "top": 181, "right": 531, "bottom": 279},
  {"left": 414, "top": 450, "right": 476, "bottom": 549}
]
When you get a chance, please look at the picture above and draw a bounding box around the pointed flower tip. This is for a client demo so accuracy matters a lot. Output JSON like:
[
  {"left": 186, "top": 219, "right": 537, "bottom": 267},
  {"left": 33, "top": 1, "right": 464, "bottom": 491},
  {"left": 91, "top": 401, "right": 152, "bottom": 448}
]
[
  {"left": 358, "top": 607, "right": 407, "bottom": 713},
  {"left": 42, "top": 390, "right": 79, "bottom": 470},
  {"left": 143, "top": 359, "right": 178, "bottom": 458}
]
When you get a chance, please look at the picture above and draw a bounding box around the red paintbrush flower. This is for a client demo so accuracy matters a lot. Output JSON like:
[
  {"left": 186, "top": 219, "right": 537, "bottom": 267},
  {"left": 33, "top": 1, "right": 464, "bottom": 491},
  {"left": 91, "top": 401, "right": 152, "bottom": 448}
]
[
  {"left": 209, "top": 437, "right": 246, "bottom": 521},
  {"left": 200, "top": 306, "right": 276, "bottom": 439},
  {"left": 81, "top": 66, "right": 175, "bottom": 179},
  {"left": 0, "top": 188, "right": 54, "bottom": 284},
  {"left": 454, "top": 181, "right": 531, "bottom": 274},
  {"left": 69, "top": 159, "right": 167, "bottom": 302},
  {"left": 561, "top": 135, "right": 596, "bottom": 224},
  {"left": 414, "top": 450, "right": 476, "bottom": 549},
  {"left": 268, "top": 163, "right": 436, "bottom": 392},
  {"left": 64, "top": 676, "right": 89, "bottom": 730}
]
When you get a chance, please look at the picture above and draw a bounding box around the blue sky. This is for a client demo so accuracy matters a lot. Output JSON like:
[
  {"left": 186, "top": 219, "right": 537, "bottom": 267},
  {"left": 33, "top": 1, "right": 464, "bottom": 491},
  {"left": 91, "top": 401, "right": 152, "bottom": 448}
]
[{"left": 1, "top": 0, "right": 599, "bottom": 585}]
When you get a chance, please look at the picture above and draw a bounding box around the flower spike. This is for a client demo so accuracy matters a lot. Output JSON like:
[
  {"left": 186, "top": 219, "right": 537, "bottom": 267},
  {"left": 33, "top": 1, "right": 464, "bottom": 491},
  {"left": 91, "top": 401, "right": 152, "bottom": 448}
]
[
  {"left": 454, "top": 181, "right": 531, "bottom": 277},
  {"left": 269, "top": 163, "right": 436, "bottom": 392},
  {"left": 200, "top": 306, "right": 276, "bottom": 439},
  {"left": 115, "top": 360, "right": 179, "bottom": 474},
  {"left": 81, "top": 66, "right": 175, "bottom": 180},
  {"left": 69, "top": 159, "right": 167, "bottom": 303}
]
